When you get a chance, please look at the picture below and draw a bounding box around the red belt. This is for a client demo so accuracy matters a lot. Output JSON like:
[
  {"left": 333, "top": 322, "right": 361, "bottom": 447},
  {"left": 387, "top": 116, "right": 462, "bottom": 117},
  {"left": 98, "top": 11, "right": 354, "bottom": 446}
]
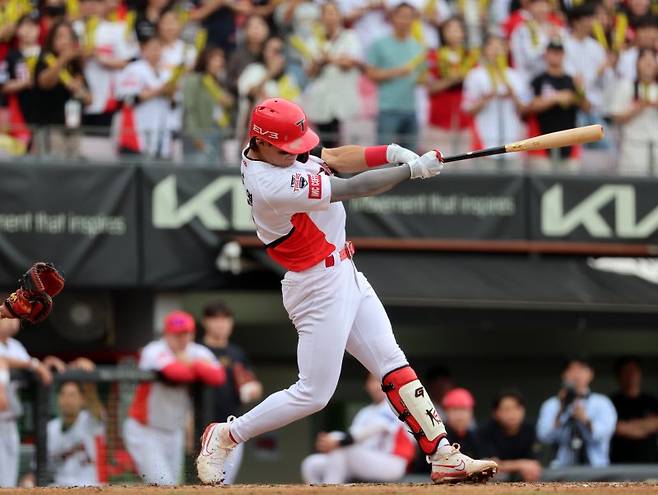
[{"left": 325, "top": 241, "right": 355, "bottom": 268}]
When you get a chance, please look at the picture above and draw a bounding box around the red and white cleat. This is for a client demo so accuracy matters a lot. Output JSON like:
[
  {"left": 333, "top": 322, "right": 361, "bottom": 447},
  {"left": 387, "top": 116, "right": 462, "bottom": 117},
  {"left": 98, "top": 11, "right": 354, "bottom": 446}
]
[
  {"left": 430, "top": 443, "right": 498, "bottom": 484},
  {"left": 196, "top": 417, "right": 238, "bottom": 485}
]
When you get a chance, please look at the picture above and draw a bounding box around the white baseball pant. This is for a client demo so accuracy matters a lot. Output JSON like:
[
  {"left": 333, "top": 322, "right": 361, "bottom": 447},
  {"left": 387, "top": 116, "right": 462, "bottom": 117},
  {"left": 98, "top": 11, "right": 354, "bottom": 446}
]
[
  {"left": 301, "top": 446, "right": 408, "bottom": 484},
  {"left": 0, "top": 419, "right": 19, "bottom": 487},
  {"left": 230, "top": 259, "right": 408, "bottom": 443},
  {"left": 123, "top": 418, "right": 184, "bottom": 485}
]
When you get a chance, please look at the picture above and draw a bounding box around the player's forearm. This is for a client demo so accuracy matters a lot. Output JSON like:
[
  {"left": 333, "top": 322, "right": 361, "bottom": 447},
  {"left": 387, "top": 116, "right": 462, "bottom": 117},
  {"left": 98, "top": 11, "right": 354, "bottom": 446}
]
[
  {"left": 160, "top": 362, "right": 196, "bottom": 383},
  {"left": 321, "top": 145, "right": 371, "bottom": 173},
  {"left": 349, "top": 422, "right": 390, "bottom": 442},
  {"left": 192, "top": 361, "right": 226, "bottom": 386},
  {"left": 330, "top": 164, "right": 411, "bottom": 202},
  {"left": 322, "top": 144, "right": 416, "bottom": 173},
  {"left": 2, "top": 356, "right": 34, "bottom": 370}
]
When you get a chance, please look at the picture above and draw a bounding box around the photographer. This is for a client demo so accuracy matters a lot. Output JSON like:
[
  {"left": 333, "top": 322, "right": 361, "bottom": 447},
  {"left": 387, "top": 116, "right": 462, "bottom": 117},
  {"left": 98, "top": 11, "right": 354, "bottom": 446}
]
[{"left": 537, "top": 359, "right": 617, "bottom": 467}]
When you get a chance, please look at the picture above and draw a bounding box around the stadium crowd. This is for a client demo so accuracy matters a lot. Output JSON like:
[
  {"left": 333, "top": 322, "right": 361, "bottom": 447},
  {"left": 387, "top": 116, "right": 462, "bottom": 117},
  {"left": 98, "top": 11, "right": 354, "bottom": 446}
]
[
  {"left": 0, "top": 0, "right": 655, "bottom": 170},
  {"left": 1, "top": 302, "right": 658, "bottom": 487}
]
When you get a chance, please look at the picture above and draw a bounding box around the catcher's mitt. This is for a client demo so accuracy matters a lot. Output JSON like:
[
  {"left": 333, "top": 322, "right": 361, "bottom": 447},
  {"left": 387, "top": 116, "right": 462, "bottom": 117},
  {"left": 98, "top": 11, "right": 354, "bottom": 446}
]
[
  {"left": 1, "top": 289, "right": 53, "bottom": 323},
  {"left": 0, "top": 262, "right": 64, "bottom": 324},
  {"left": 21, "top": 262, "right": 65, "bottom": 297}
]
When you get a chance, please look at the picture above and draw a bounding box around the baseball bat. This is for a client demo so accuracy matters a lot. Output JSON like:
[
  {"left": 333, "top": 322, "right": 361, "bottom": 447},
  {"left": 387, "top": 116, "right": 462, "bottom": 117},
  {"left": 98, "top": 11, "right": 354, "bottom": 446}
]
[{"left": 441, "top": 125, "right": 604, "bottom": 163}]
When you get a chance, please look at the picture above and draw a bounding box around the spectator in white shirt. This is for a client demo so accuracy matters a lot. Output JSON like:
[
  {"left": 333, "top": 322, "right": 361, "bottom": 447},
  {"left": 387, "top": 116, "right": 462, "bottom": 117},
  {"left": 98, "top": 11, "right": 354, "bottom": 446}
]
[
  {"left": 609, "top": 47, "right": 658, "bottom": 174},
  {"left": 83, "top": 0, "right": 139, "bottom": 130},
  {"left": 158, "top": 10, "right": 197, "bottom": 79},
  {"left": 616, "top": 15, "right": 658, "bottom": 81},
  {"left": 563, "top": 4, "right": 615, "bottom": 149},
  {"left": 462, "top": 35, "right": 531, "bottom": 163},
  {"left": 116, "top": 36, "right": 176, "bottom": 157},
  {"left": 510, "top": 0, "right": 563, "bottom": 80},
  {"left": 301, "top": 1, "right": 362, "bottom": 147}
]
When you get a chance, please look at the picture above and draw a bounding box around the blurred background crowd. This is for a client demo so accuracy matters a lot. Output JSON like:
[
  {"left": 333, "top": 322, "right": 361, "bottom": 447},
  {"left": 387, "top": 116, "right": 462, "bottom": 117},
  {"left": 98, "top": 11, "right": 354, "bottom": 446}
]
[
  {"left": 2, "top": 302, "right": 658, "bottom": 487},
  {"left": 0, "top": 0, "right": 655, "bottom": 170}
]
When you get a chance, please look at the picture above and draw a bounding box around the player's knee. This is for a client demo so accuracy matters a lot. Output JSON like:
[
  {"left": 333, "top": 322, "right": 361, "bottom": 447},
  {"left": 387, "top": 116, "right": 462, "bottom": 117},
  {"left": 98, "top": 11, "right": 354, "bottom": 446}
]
[
  {"left": 294, "top": 381, "right": 335, "bottom": 413},
  {"left": 305, "top": 394, "right": 331, "bottom": 413}
]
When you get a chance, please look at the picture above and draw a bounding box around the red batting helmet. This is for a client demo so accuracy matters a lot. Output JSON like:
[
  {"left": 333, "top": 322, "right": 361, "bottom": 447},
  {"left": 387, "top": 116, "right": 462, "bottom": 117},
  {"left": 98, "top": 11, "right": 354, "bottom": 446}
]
[{"left": 249, "top": 98, "right": 319, "bottom": 154}]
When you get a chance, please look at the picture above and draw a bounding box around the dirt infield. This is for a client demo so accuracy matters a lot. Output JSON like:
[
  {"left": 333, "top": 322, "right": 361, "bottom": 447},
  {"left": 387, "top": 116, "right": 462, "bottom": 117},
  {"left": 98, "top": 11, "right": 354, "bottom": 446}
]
[{"left": 4, "top": 483, "right": 658, "bottom": 495}]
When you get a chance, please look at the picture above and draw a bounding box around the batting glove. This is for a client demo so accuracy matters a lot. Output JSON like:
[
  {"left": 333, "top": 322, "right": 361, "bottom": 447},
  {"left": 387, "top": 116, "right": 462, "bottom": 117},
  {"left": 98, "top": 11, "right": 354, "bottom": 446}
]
[
  {"left": 386, "top": 143, "right": 419, "bottom": 164},
  {"left": 408, "top": 149, "right": 445, "bottom": 179}
]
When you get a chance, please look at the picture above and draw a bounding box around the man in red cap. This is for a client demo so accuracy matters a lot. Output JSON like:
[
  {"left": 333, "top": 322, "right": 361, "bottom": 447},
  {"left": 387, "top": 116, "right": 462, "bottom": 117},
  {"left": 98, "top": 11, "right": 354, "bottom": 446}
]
[
  {"left": 197, "top": 98, "right": 497, "bottom": 484},
  {"left": 124, "top": 310, "right": 225, "bottom": 485}
]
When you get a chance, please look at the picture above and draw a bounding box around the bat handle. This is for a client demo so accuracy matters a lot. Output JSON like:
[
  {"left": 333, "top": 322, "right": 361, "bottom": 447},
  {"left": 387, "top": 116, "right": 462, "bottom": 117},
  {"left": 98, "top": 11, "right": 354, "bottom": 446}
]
[{"left": 441, "top": 146, "right": 507, "bottom": 163}]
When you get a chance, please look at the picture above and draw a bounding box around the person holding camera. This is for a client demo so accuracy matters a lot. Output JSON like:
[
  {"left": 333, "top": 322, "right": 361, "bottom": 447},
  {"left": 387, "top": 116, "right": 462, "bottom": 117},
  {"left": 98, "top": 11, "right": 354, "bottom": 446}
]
[{"left": 536, "top": 358, "right": 617, "bottom": 467}]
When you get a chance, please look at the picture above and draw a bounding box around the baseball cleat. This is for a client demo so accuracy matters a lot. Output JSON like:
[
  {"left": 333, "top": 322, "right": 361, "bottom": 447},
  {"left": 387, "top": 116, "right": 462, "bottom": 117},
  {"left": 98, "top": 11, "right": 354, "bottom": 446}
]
[
  {"left": 430, "top": 443, "right": 498, "bottom": 484},
  {"left": 196, "top": 417, "right": 238, "bottom": 484}
]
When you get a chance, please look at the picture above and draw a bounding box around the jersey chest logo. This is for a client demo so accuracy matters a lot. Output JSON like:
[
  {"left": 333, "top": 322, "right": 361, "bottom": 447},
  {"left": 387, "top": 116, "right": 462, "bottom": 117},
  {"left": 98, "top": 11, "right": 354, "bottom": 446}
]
[{"left": 290, "top": 172, "right": 308, "bottom": 192}]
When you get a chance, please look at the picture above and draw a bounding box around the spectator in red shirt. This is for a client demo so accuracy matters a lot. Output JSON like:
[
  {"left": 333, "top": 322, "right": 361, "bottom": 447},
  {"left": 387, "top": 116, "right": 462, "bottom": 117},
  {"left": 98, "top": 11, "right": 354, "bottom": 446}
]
[{"left": 423, "top": 16, "right": 475, "bottom": 155}]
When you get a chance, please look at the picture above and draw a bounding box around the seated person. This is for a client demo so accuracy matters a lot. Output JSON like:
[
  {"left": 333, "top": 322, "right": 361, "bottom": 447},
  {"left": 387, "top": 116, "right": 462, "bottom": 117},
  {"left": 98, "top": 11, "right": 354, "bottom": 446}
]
[
  {"left": 301, "top": 373, "right": 415, "bottom": 484},
  {"left": 480, "top": 390, "right": 541, "bottom": 481},
  {"left": 48, "top": 377, "right": 105, "bottom": 487},
  {"left": 537, "top": 358, "right": 617, "bottom": 467},
  {"left": 610, "top": 357, "right": 658, "bottom": 463},
  {"left": 442, "top": 387, "right": 485, "bottom": 459}
]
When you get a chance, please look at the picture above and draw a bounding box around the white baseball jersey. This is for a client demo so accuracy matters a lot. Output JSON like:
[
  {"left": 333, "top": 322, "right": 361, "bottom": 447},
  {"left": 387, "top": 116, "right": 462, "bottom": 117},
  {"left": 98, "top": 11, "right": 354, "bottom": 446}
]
[
  {"left": 84, "top": 20, "right": 138, "bottom": 114},
  {"left": 47, "top": 410, "right": 105, "bottom": 487},
  {"left": 349, "top": 401, "right": 415, "bottom": 461},
  {"left": 241, "top": 151, "right": 346, "bottom": 272},
  {"left": 128, "top": 339, "right": 218, "bottom": 431},
  {"left": 0, "top": 338, "right": 30, "bottom": 421},
  {"left": 462, "top": 66, "right": 531, "bottom": 152}
]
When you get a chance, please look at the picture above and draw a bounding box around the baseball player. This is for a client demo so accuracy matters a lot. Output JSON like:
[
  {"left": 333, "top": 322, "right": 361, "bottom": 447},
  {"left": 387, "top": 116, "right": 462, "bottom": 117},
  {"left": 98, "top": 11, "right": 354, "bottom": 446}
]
[
  {"left": 197, "top": 97, "right": 498, "bottom": 484},
  {"left": 0, "top": 318, "right": 52, "bottom": 487},
  {"left": 200, "top": 301, "right": 263, "bottom": 484},
  {"left": 301, "top": 373, "right": 416, "bottom": 483},
  {"left": 48, "top": 380, "right": 105, "bottom": 487},
  {"left": 123, "top": 310, "right": 225, "bottom": 485}
]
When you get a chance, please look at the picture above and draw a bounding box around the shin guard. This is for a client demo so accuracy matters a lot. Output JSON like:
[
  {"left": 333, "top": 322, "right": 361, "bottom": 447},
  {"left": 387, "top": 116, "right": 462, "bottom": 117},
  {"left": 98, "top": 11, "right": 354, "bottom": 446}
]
[{"left": 382, "top": 365, "right": 447, "bottom": 455}]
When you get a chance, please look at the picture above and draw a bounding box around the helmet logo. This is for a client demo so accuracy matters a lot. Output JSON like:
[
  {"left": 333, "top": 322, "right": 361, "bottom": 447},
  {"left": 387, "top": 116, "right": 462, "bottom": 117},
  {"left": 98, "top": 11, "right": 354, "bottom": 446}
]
[
  {"left": 295, "top": 119, "right": 305, "bottom": 132},
  {"left": 252, "top": 124, "right": 279, "bottom": 140}
]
